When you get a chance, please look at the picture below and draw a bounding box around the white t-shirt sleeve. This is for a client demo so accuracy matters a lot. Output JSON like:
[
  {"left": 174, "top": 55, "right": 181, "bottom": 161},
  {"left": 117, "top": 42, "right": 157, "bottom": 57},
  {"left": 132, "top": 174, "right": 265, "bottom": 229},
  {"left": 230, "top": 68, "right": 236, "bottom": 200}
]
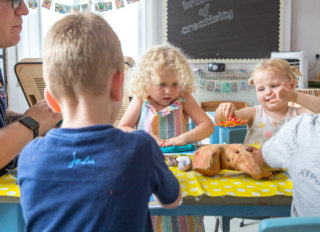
[{"left": 261, "top": 116, "right": 299, "bottom": 169}]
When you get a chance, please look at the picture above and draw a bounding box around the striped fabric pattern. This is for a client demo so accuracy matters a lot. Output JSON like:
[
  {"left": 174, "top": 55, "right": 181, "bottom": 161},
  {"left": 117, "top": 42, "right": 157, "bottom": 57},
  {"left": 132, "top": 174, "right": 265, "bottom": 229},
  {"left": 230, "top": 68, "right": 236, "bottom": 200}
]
[
  {"left": 138, "top": 97, "right": 205, "bottom": 231},
  {"left": 152, "top": 216, "right": 205, "bottom": 232},
  {"left": 137, "top": 98, "right": 188, "bottom": 139}
]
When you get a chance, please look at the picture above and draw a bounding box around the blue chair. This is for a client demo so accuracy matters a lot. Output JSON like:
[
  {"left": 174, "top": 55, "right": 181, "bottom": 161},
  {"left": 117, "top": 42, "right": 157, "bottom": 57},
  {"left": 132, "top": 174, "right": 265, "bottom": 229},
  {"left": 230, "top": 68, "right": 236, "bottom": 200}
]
[{"left": 259, "top": 217, "right": 320, "bottom": 232}]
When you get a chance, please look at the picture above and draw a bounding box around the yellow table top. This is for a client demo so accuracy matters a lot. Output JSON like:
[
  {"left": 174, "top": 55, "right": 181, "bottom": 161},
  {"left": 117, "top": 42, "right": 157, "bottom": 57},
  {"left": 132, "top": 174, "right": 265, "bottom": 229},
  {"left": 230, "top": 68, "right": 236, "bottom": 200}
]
[
  {"left": 170, "top": 167, "right": 292, "bottom": 198},
  {"left": 0, "top": 157, "right": 292, "bottom": 199},
  {"left": 0, "top": 174, "right": 19, "bottom": 197}
]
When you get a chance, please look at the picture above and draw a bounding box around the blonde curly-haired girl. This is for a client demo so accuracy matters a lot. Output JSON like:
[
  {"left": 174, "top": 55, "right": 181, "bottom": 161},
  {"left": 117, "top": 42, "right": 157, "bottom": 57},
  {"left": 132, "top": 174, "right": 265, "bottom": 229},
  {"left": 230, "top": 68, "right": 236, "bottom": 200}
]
[
  {"left": 119, "top": 44, "right": 213, "bottom": 148},
  {"left": 118, "top": 44, "right": 214, "bottom": 232}
]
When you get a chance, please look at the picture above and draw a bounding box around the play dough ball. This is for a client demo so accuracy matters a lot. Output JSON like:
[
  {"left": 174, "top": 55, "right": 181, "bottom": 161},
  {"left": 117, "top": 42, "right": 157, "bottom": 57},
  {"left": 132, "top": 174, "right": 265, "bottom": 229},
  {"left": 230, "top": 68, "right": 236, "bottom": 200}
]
[{"left": 176, "top": 156, "right": 192, "bottom": 171}]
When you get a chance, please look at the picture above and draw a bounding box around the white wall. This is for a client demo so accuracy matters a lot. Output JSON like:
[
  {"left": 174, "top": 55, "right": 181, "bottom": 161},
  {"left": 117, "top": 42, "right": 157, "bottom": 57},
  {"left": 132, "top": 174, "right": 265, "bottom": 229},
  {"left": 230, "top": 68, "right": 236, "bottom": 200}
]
[
  {"left": 291, "top": 0, "right": 320, "bottom": 81},
  {"left": 6, "top": 0, "right": 320, "bottom": 112}
]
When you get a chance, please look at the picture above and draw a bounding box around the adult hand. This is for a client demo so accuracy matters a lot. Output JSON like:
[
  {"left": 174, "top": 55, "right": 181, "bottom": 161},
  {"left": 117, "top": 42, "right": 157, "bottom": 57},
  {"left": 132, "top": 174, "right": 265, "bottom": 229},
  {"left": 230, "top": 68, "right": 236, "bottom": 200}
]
[{"left": 24, "top": 99, "right": 62, "bottom": 135}]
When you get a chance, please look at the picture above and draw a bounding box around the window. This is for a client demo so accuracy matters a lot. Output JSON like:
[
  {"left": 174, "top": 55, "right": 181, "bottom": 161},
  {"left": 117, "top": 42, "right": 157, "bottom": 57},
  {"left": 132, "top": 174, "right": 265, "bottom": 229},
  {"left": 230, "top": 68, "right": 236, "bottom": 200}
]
[
  {"left": 18, "top": 0, "right": 147, "bottom": 61},
  {"left": 10, "top": 0, "right": 155, "bottom": 112}
]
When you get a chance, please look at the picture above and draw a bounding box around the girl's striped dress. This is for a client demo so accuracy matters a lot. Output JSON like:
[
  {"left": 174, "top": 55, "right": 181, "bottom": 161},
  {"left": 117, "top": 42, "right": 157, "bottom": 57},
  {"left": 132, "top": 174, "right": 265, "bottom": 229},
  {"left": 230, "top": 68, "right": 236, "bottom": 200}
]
[
  {"left": 137, "top": 97, "right": 205, "bottom": 232},
  {"left": 137, "top": 97, "right": 189, "bottom": 139}
]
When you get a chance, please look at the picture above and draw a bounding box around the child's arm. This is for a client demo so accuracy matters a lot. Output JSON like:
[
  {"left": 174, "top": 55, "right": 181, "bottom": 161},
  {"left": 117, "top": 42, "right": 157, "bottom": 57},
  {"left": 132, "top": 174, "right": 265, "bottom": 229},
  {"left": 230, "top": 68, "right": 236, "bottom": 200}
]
[
  {"left": 274, "top": 83, "right": 320, "bottom": 114},
  {"left": 118, "top": 97, "right": 165, "bottom": 144},
  {"left": 161, "top": 93, "right": 214, "bottom": 146},
  {"left": 214, "top": 102, "right": 237, "bottom": 121},
  {"left": 153, "top": 189, "right": 182, "bottom": 209},
  {"left": 117, "top": 96, "right": 143, "bottom": 132},
  {"left": 215, "top": 103, "right": 256, "bottom": 127},
  {"left": 295, "top": 92, "right": 320, "bottom": 114},
  {"left": 254, "top": 149, "right": 270, "bottom": 170}
]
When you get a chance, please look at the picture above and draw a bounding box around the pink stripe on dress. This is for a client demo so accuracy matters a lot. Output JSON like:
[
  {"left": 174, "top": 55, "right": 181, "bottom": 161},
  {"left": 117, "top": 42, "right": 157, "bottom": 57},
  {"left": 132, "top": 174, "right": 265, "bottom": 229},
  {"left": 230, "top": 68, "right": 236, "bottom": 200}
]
[{"left": 174, "top": 106, "right": 182, "bottom": 136}]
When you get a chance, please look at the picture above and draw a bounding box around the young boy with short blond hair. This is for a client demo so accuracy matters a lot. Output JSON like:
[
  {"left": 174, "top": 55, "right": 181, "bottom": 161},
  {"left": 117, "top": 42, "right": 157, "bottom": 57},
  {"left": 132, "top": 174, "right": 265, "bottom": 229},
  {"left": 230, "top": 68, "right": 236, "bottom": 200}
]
[{"left": 18, "top": 13, "right": 181, "bottom": 232}]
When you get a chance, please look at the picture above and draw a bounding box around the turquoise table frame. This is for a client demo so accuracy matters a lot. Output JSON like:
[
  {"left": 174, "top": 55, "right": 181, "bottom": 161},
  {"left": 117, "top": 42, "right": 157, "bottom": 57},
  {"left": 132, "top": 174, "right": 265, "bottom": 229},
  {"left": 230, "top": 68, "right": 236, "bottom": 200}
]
[
  {"left": 1, "top": 194, "right": 291, "bottom": 232},
  {"left": 150, "top": 195, "right": 292, "bottom": 232},
  {"left": 0, "top": 197, "right": 24, "bottom": 232}
]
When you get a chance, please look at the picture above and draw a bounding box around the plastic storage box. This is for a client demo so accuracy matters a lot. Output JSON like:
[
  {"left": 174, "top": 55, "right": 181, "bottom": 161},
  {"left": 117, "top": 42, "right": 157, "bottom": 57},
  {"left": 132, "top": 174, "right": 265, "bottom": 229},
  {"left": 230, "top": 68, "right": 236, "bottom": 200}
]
[
  {"left": 206, "top": 111, "right": 247, "bottom": 144},
  {"left": 217, "top": 125, "right": 247, "bottom": 144}
]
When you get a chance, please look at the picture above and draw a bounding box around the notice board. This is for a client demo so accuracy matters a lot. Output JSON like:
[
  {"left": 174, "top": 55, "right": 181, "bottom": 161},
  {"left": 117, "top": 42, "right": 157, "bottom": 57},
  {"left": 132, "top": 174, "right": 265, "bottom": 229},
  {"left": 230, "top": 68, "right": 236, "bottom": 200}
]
[{"left": 165, "top": 0, "right": 284, "bottom": 61}]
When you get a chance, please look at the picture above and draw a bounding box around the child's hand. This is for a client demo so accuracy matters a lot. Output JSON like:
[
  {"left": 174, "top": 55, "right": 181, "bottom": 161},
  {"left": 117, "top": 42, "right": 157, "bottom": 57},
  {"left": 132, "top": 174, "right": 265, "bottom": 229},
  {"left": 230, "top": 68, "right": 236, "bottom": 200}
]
[
  {"left": 217, "top": 102, "right": 236, "bottom": 120},
  {"left": 272, "top": 82, "right": 297, "bottom": 103},
  {"left": 150, "top": 133, "right": 166, "bottom": 146},
  {"left": 160, "top": 135, "right": 188, "bottom": 147}
]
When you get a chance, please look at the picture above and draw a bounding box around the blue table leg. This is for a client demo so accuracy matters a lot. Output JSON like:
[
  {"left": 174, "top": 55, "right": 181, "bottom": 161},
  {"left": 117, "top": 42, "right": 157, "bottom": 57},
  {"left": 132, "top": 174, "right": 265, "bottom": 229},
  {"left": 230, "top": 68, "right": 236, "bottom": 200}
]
[
  {"left": 219, "top": 216, "right": 231, "bottom": 232},
  {"left": 0, "top": 204, "right": 25, "bottom": 232}
]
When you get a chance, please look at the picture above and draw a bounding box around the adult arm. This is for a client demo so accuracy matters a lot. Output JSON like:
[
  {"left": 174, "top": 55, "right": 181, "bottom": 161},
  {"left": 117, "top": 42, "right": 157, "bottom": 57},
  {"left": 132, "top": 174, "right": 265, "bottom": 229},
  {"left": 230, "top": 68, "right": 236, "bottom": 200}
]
[
  {"left": 5, "top": 110, "right": 24, "bottom": 125},
  {"left": 0, "top": 100, "right": 61, "bottom": 168}
]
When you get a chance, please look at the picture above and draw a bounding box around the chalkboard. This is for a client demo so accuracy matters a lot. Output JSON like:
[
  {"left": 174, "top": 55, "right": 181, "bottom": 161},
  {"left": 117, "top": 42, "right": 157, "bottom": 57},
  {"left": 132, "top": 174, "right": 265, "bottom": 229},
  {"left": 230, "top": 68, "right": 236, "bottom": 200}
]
[{"left": 165, "top": 0, "right": 283, "bottom": 61}]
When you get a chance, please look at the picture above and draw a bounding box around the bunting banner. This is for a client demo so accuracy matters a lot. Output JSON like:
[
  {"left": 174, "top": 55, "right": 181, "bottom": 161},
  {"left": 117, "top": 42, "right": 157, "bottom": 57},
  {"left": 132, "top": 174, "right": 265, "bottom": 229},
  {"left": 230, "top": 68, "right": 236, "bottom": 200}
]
[
  {"left": 115, "top": 0, "right": 124, "bottom": 9},
  {"left": 27, "top": 0, "right": 139, "bottom": 12},
  {"left": 42, "top": 0, "right": 52, "bottom": 9},
  {"left": 55, "top": 3, "right": 72, "bottom": 13},
  {"left": 28, "top": 0, "right": 38, "bottom": 9},
  {"left": 194, "top": 70, "right": 254, "bottom": 94},
  {"left": 95, "top": 2, "right": 112, "bottom": 12}
]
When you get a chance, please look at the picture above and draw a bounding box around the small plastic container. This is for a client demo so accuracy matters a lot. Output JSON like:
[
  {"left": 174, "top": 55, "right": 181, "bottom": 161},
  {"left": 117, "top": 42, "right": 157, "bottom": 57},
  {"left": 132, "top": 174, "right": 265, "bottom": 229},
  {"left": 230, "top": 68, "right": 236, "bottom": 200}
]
[{"left": 218, "top": 125, "right": 247, "bottom": 144}]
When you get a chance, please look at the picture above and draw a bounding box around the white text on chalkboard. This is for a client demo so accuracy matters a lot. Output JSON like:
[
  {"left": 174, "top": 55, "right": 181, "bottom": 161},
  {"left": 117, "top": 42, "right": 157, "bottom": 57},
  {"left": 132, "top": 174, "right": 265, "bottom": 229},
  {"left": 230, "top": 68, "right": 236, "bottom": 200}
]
[
  {"left": 182, "top": 0, "right": 212, "bottom": 11},
  {"left": 181, "top": 9, "right": 233, "bottom": 35}
]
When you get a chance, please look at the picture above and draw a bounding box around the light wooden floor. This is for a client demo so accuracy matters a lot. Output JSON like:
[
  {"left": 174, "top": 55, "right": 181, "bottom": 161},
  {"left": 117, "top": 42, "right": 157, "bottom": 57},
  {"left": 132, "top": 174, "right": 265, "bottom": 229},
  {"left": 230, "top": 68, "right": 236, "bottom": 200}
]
[{"left": 204, "top": 217, "right": 260, "bottom": 232}]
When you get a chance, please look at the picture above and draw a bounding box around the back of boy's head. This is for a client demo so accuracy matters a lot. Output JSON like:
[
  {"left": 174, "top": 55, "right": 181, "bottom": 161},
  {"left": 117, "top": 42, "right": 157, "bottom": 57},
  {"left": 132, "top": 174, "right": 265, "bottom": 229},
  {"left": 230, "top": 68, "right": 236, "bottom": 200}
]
[
  {"left": 248, "top": 58, "right": 296, "bottom": 86},
  {"left": 43, "top": 13, "right": 124, "bottom": 101},
  {"left": 127, "top": 44, "right": 195, "bottom": 98}
]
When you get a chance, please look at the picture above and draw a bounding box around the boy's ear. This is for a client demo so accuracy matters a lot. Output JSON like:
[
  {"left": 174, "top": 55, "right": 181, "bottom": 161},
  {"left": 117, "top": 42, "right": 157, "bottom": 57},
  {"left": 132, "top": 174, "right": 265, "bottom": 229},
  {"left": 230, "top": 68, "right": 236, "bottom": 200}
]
[
  {"left": 45, "top": 88, "right": 61, "bottom": 113},
  {"left": 111, "top": 71, "right": 124, "bottom": 101}
]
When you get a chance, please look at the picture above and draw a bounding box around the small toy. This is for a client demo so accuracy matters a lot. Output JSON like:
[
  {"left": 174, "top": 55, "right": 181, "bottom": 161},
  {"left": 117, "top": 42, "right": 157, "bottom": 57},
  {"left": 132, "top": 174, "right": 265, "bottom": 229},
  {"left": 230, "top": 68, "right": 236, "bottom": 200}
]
[
  {"left": 176, "top": 156, "right": 192, "bottom": 171},
  {"left": 167, "top": 156, "right": 178, "bottom": 167},
  {"left": 214, "top": 117, "right": 248, "bottom": 128},
  {"left": 166, "top": 155, "right": 192, "bottom": 172}
]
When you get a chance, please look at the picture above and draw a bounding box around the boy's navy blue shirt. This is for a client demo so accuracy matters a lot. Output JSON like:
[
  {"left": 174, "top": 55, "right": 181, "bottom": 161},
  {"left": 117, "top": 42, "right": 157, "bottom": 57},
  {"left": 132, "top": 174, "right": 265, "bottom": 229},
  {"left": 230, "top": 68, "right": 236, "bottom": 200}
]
[{"left": 18, "top": 125, "right": 180, "bottom": 232}]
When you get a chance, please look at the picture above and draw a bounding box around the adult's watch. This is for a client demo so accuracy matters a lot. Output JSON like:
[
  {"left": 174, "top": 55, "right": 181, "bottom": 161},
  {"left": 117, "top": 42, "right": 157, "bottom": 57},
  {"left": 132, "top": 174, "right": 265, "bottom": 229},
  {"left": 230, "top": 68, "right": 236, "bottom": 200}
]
[{"left": 19, "top": 116, "right": 39, "bottom": 139}]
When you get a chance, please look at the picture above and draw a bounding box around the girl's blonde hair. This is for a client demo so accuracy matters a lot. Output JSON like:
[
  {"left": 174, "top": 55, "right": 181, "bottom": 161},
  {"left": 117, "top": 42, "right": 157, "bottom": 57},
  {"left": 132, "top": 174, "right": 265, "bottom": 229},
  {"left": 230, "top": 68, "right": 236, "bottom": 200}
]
[
  {"left": 126, "top": 44, "right": 195, "bottom": 98},
  {"left": 248, "top": 58, "right": 298, "bottom": 86}
]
